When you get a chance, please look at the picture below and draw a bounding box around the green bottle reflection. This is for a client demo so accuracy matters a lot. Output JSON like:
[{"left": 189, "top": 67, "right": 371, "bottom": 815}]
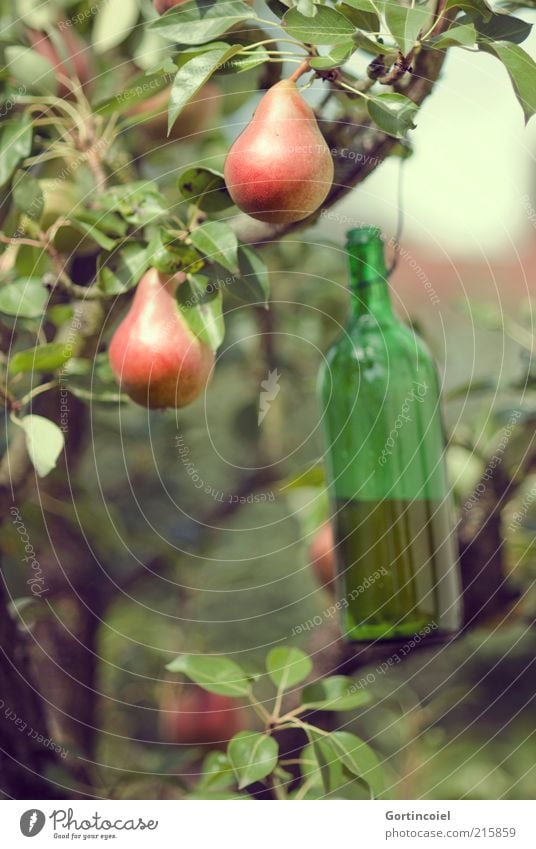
[{"left": 319, "top": 227, "right": 462, "bottom": 642}]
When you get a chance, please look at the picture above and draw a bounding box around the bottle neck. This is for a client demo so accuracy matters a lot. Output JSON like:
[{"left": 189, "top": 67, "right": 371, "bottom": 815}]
[{"left": 347, "top": 230, "right": 394, "bottom": 321}]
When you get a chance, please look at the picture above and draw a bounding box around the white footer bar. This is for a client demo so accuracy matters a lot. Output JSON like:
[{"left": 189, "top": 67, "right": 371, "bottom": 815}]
[{"left": 3, "top": 800, "right": 534, "bottom": 848}]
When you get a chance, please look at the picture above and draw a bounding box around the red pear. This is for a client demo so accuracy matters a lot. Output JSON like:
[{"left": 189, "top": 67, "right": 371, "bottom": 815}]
[
  {"left": 109, "top": 268, "right": 214, "bottom": 409},
  {"left": 224, "top": 78, "right": 334, "bottom": 224}
]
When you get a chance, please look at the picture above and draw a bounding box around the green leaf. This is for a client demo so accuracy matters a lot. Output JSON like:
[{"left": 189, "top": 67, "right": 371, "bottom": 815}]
[
  {"left": 445, "top": 0, "right": 493, "bottom": 23},
  {"left": 309, "top": 41, "right": 355, "bottom": 70},
  {"left": 14, "top": 244, "right": 48, "bottom": 279},
  {"left": 197, "top": 752, "right": 236, "bottom": 791},
  {"left": 69, "top": 387, "right": 127, "bottom": 404},
  {"left": 465, "top": 12, "right": 532, "bottom": 44},
  {"left": 68, "top": 220, "right": 118, "bottom": 251},
  {"left": 228, "top": 731, "right": 278, "bottom": 789},
  {"left": 329, "top": 731, "right": 384, "bottom": 798},
  {"left": 9, "top": 342, "right": 75, "bottom": 375},
  {"left": 429, "top": 23, "right": 477, "bottom": 49},
  {"left": 151, "top": 1, "right": 255, "bottom": 45},
  {"left": 190, "top": 221, "right": 238, "bottom": 273},
  {"left": 0, "top": 279, "right": 47, "bottom": 318},
  {"left": 20, "top": 415, "right": 64, "bottom": 478},
  {"left": 178, "top": 167, "right": 233, "bottom": 213},
  {"left": 300, "top": 737, "right": 371, "bottom": 798},
  {"left": 93, "top": 0, "right": 140, "bottom": 54},
  {"left": 0, "top": 116, "right": 33, "bottom": 188},
  {"left": 95, "top": 72, "right": 169, "bottom": 117},
  {"left": 302, "top": 730, "right": 383, "bottom": 797},
  {"left": 355, "top": 32, "right": 398, "bottom": 57},
  {"left": 151, "top": 231, "right": 205, "bottom": 276},
  {"left": 98, "top": 181, "right": 167, "bottom": 227},
  {"left": 98, "top": 243, "right": 152, "bottom": 295},
  {"left": 222, "top": 45, "right": 270, "bottom": 73},
  {"left": 297, "top": 0, "right": 317, "bottom": 15},
  {"left": 4, "top": 46, "right": 58, "bottom": 95},
  {"left": 227, "top": 245, "right": 270, "bottom": 306},
  {"left": 266, "top": 647, "right": 312, "bottom": 690},
  {"left": 367, "top": 93, "right": 419, "bottom": 138},
  {"left": 178, "top": 276, "right": 225, "bottom": 351},
  {"left": 339, "top": 0, "right": 379, "bottom": 33},
  {"left": 17, "top": 0, "right": 58, "bottom": 28},
  {"left": 301, "top": 676, "right": 372, "bottom": 711},
  {"left": 282, "top": 5, "right": 355, "bottom": 44},
  {"left": 47, "top": 304, "right": 74, "bottom": 328},
  {"left": 384, "top": 2, "right": 430, "bottom": 53},
  {"left": 165, "top": 654, "right": 251, "bottom": 696},
  {"left": 480, "top": 41, "right": 536, "bottom": 122},
  {"left": 12, "top": 171, "right": 44, "bottom": 219},
  {"left": 168, "top": 45, "right": 241, "bottom": 132}
]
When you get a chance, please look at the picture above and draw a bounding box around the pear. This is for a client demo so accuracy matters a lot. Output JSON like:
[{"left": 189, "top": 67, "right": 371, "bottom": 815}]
[
  {"left": 159, "top": 685, "right": 247, "bottom": 747},
  {"left": 109, "top": 269, "right": 215, "bottom": 409},
  {"left": 224, "top": 78, "right": 334, "bottom": 224}
]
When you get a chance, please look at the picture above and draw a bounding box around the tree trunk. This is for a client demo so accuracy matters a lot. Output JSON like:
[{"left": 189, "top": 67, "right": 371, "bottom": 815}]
[{"left": 0, "top": 569, "right": 58, "bottom": 798}]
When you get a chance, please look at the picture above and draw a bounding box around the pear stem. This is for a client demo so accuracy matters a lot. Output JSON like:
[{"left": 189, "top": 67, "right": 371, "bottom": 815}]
[{"left": 288, "top": 59, "right": 311, "bottom": 83}]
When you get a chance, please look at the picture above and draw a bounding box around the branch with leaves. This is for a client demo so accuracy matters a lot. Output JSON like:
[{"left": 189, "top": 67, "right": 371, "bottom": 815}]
[{"left": 166, "top": 647, "right": 382, "bottom": 800}]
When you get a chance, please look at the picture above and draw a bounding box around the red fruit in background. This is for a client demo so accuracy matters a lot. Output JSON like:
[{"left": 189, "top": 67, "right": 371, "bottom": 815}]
[
  {"left": 153, "top": 0, "right": 251, "bottom": 10},
  {"left": 126, "top": 83, "right": 221, "bottom": 145},
  {"left": 160, "top": 686, "right": 246, "bottom": 746},
  {"left": 26, "top": 28, "right": 93, "bottom": 98},
  {"left": 309, "top": 522, "right": 336, "bottom": 592},
  {"left": 108, "top": 268, "right": 214, "bottom": 409},
  {"left": 224, "top": 78, "right": 334, "bottom": 224}
]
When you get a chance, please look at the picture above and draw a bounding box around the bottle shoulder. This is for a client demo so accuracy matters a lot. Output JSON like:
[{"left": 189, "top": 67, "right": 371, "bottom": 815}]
[
  {"left": 326, "top": 316, "right": 433, "bottom": 360},
  {"left": 322, "top": 317, "right": 439, "bottom": 395}
]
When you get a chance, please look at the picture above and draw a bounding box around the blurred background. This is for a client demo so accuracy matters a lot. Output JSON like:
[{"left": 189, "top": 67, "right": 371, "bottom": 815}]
[{"left": 1, "top": 0, "right": 535, "bottom": 800}]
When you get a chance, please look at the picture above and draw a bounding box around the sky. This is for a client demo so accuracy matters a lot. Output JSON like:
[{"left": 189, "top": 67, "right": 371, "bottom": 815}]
[{"left": 330, "top": 15, "right": 536, "bottom": 258}]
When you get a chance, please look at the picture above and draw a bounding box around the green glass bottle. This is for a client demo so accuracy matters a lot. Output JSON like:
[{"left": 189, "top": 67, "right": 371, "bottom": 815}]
[{"left": 319, "top": 227, "right": 462, "bottom": 642}]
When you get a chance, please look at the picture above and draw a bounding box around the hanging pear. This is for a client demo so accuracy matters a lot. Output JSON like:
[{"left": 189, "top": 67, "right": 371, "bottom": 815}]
[
  {"left": 109, "top": 269, "right": 214, "bottom": 409},
  {"left": 224, "top": 78, "right": 334, "bottom": 224}
]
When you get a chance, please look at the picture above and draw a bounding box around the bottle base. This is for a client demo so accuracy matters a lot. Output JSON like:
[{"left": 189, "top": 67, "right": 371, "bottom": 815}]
[{"left": 340, "top": 624, "right": 461, "bottom": 646}]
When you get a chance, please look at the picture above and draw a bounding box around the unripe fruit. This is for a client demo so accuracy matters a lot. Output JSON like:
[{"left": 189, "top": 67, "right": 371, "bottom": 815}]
[
  {"left": 159, "top": 685, "right": 246, "bottom": 747},
  {"left": 224, "top": 78, "right": 334, "bottom": 224},
  {"left": 26, "top": 28, "right": 93, "bottom": 98},
  {"left": 309, "top": 522, "right": 336, "bottom": 592},
  {"left": 109, "top": 268, "right": 215, "bottom": 409}
]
